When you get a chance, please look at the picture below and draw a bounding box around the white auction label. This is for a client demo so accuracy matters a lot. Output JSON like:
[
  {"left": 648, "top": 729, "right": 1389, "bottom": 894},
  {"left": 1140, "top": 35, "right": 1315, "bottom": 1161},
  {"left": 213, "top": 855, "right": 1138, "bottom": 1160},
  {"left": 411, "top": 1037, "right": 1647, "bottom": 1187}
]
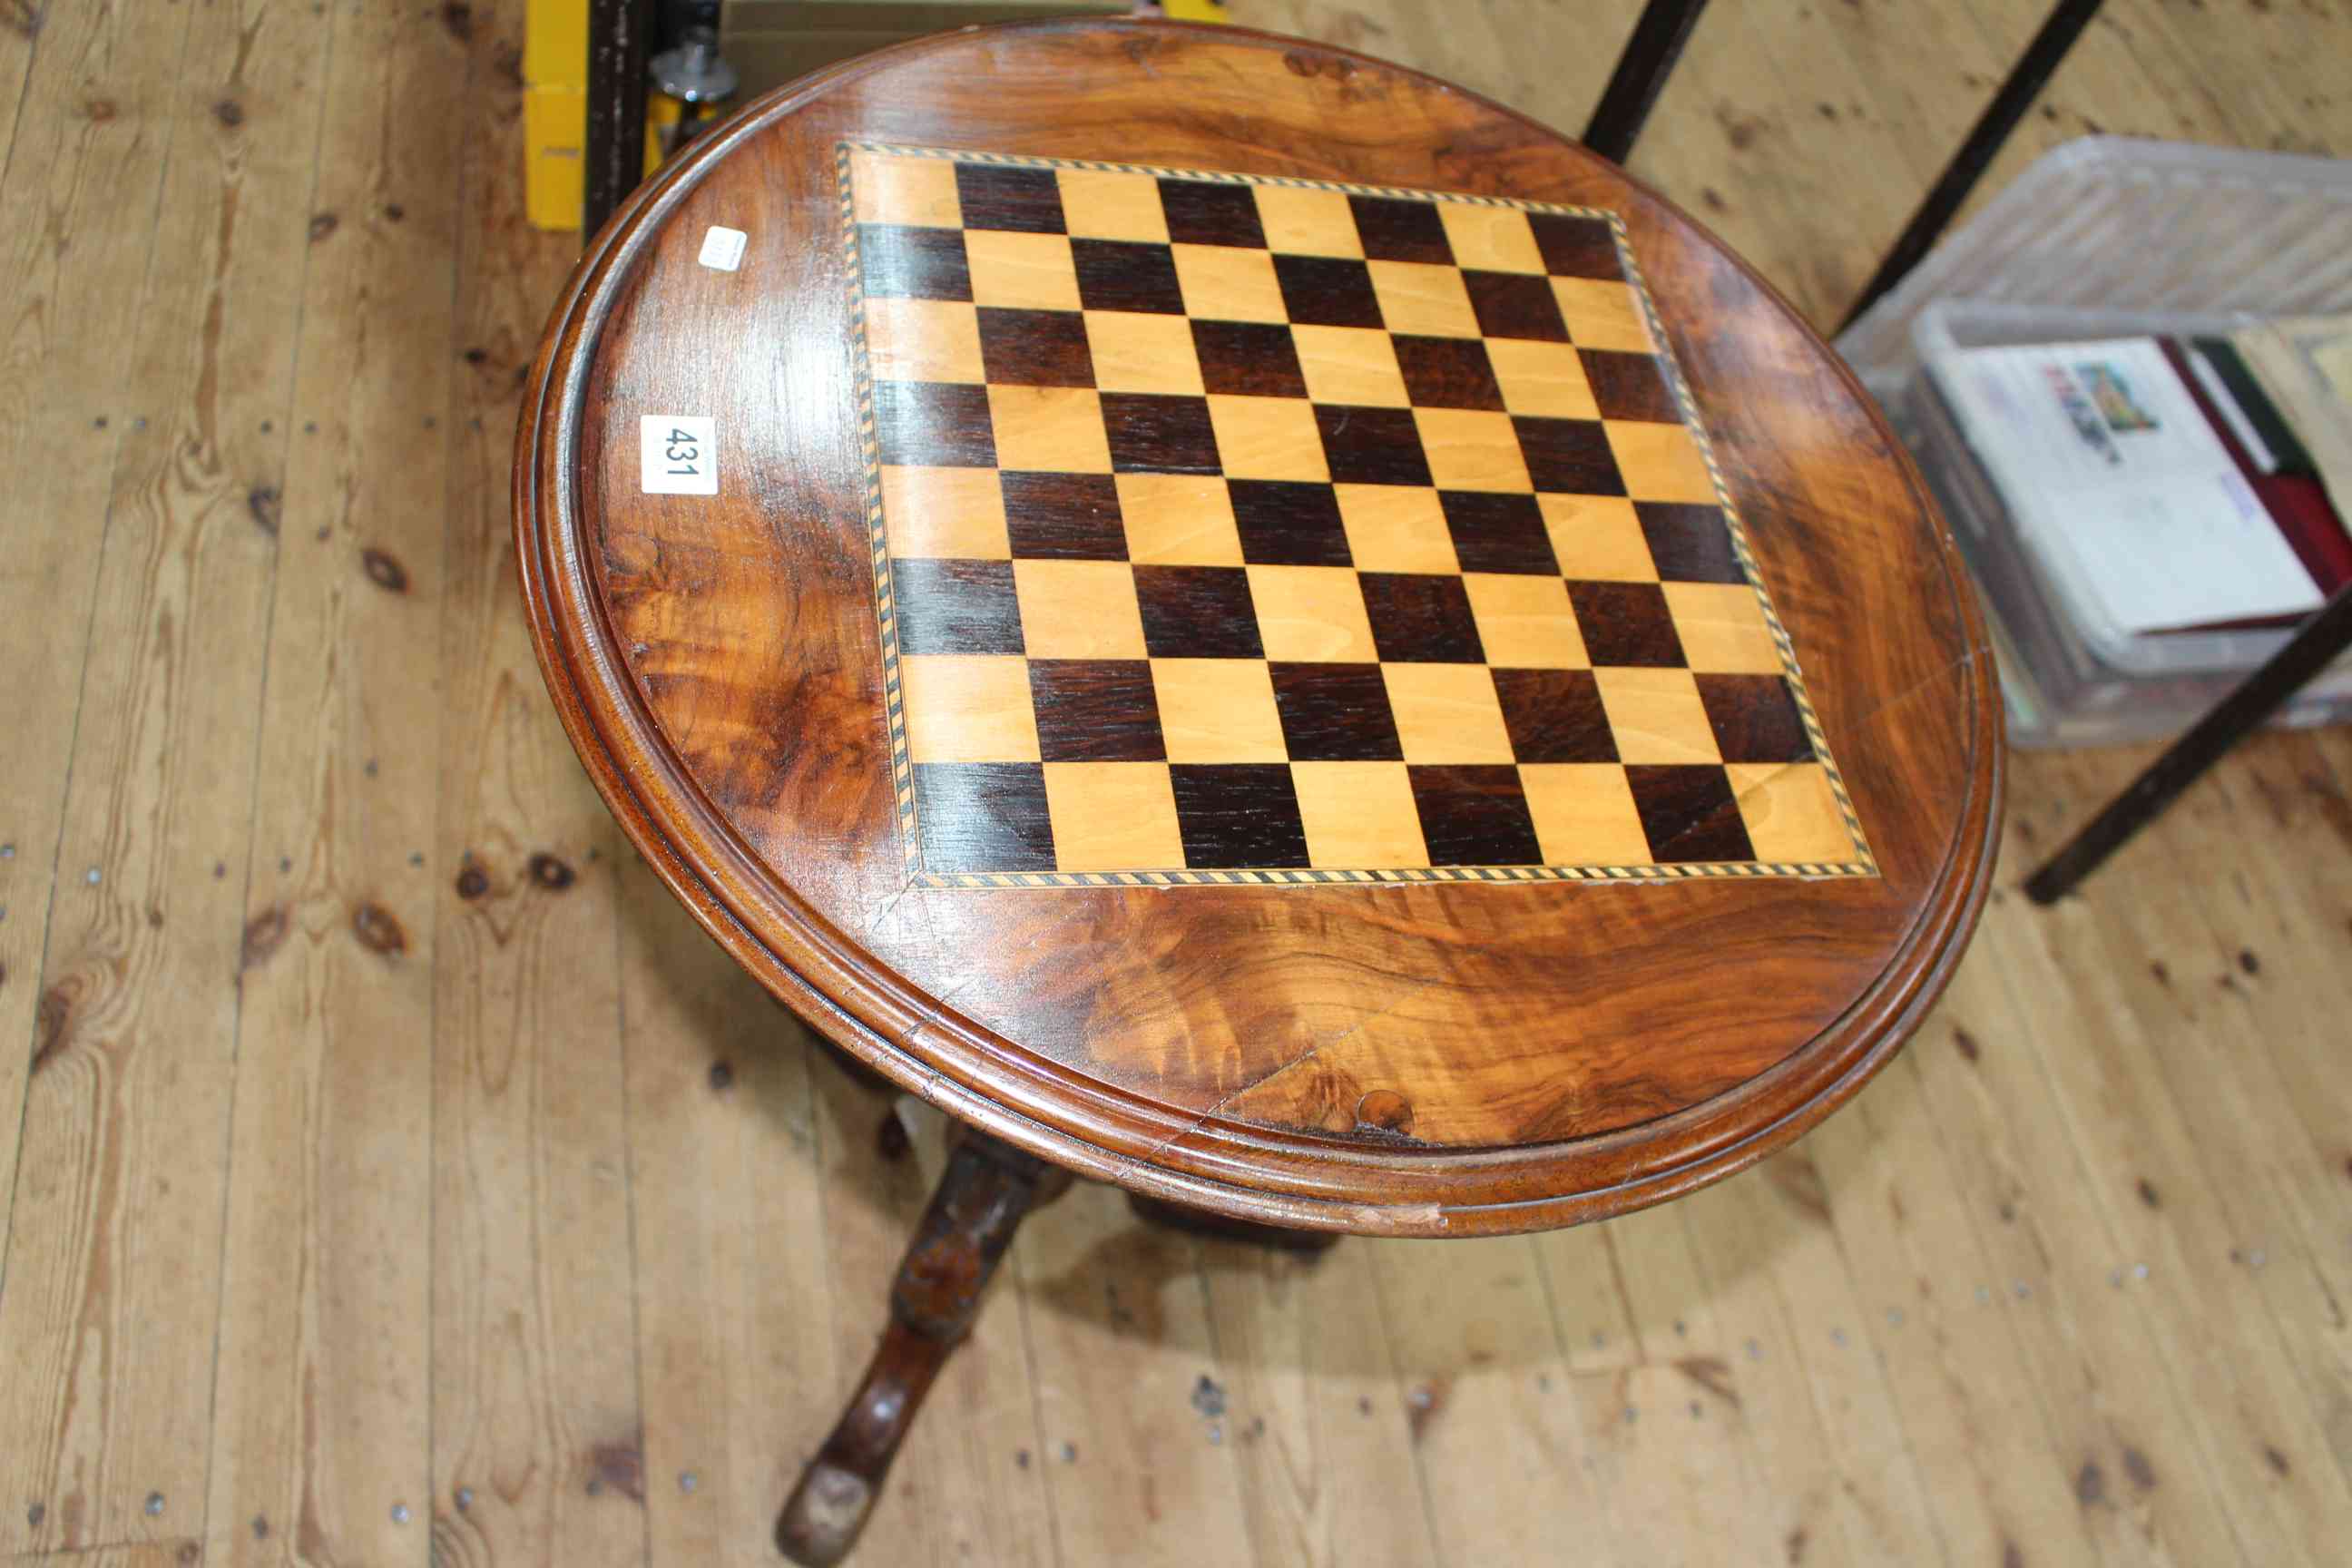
[
  {"left": 698, "top": 225, "right": 748, "bottom": 271},
  {"left": 641, "top": 416, "right": 718, "bottom": 495}
]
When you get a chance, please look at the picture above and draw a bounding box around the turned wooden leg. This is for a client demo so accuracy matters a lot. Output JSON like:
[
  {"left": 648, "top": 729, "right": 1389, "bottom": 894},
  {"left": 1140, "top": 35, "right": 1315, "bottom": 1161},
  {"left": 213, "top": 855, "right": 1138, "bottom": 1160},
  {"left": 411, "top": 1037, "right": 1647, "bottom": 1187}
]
[
  {"left": 1125, "top": 1191, "right": 1341, "bottom": 1254},
  {"left": 777, "top": 1130, "right": 1071, "bottom": 1566}
]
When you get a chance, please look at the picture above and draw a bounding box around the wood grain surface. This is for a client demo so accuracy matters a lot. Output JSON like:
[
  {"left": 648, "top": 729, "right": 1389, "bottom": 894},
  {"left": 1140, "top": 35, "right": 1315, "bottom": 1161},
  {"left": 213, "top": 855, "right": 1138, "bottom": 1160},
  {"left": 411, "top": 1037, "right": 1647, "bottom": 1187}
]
[
  {"left": 0, "top": 6, "right": 204, "bottom": 1438},
  {"left": 0, "top": 0, "right": 327, "bottom": 1551},
  {"left": 200, "top": 5, "right": 469, "bottom": 1566},
  {"left": 5, "top": 1, "right": 2352, "bottom": 1565},
  {"left": 516, "top": 18, "right": 2002, "bottom": 1236},
  {"left": 431, "top": 12, "right": 649, "bottom": 1563}
]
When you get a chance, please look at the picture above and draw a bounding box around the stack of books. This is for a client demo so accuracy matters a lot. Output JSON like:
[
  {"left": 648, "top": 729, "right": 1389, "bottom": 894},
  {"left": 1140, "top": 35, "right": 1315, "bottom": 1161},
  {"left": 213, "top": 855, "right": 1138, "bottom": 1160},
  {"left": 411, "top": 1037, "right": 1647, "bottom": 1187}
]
[{"left": 1907, "top": 309, "right": 2352, "bottom": 745}]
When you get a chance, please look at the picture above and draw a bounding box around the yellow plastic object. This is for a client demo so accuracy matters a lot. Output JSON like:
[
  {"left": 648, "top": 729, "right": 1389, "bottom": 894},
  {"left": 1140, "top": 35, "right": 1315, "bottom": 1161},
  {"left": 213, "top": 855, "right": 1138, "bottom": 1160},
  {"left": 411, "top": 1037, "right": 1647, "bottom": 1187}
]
[
  {"left": 647, "top": 93, "right": 723, "bottom": 159},
  {"left": 524, "top": 0, "right": 674, "bottom": 230},
  {"left": 525, "top": 83, "right": 589, "bottom": 231},
  {"left": 524, "top": 0, "right": 1218, "bottom": 231},
  {"left": 525, "top": 0, "right": 589, "bottom": 89},
  {"left": 525, "top": 0, "right": 591, "bottom": 230}
]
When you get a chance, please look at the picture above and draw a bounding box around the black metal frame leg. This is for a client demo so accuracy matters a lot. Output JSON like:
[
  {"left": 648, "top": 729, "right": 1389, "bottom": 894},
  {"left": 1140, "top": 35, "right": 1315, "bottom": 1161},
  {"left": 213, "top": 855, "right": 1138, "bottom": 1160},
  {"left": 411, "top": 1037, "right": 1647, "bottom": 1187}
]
[
  {"left": 1838, "top": 0, "right": 2104, "bottom": 332},
  {"left": 1583, "top": 0, "right": 1712, "bottom": 164},
  {"left": 585, "top": 0, "right": 656, "bottom": 243},
  {"left": 2026, "top": 583, "right": 2352, "bottom": 903}
]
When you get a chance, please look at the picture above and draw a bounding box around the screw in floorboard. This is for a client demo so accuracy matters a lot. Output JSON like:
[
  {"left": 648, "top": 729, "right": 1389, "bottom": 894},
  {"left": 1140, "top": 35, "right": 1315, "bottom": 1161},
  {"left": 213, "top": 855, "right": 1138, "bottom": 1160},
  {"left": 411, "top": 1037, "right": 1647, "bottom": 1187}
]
[{"left": 145, "top": 1493, "right": 164, "bottom": 1516}]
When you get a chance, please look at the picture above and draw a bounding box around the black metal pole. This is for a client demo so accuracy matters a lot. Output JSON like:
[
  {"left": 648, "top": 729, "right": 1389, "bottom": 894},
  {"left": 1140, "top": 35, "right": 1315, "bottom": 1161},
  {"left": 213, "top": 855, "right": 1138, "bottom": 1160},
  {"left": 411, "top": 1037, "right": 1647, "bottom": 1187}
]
[
  {"left": 2025, "top": 583, "right": 2352, "bottom": 903},
  {"left": 584, "top": 0, "right": 655, "bottom": 244},
  {"left": 1838, "top": 0, "right": 2104, "bottom": 334},
  {"left": 1583, "top": 0, "right": 1711, "bottom": 165}
]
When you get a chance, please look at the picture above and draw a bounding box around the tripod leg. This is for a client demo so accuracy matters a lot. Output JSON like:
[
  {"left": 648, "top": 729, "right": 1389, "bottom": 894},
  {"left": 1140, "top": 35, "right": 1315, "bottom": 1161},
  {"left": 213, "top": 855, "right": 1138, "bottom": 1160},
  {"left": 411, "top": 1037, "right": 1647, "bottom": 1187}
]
[{"left": 776, "top": 1131, "right": 1070, "bottom": 1566}]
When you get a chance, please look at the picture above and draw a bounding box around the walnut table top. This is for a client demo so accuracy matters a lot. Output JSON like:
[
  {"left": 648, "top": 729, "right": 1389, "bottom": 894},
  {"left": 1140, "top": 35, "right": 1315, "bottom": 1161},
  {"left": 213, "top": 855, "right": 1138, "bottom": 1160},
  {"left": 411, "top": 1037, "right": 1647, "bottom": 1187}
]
[{"left": 514, "top": 18, "right": 2003, "bottom": 1237}]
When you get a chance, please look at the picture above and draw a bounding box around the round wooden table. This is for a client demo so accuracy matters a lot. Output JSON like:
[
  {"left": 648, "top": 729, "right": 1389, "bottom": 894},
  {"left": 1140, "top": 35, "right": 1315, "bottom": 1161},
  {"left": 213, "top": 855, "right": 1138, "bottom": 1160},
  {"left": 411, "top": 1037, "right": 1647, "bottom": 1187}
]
[{"left": 516, "top": 19, "right": 2002, "bottom": 1563}]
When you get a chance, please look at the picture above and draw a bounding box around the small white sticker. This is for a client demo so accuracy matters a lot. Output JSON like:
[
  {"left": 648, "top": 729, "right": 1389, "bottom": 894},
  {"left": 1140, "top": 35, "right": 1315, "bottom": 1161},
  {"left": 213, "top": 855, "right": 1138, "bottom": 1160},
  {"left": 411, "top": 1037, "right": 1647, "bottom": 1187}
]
[
  {"left": 698, "top": 225, "right": 748, "bottom": 271},
  {"left": 642, "top": 416, "right": 717, "bottom": 495}
]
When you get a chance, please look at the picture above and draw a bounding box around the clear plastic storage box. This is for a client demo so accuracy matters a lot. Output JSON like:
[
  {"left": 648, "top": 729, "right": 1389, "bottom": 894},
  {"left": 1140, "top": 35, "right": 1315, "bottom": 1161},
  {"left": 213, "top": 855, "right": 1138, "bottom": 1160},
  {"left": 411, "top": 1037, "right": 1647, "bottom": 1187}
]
[
  {"left": 1836, "top": 137, "right": 2352, "bottom": 748},
  {"left": 1893, "top": 304, "right": 2352, "bottom": 747}
]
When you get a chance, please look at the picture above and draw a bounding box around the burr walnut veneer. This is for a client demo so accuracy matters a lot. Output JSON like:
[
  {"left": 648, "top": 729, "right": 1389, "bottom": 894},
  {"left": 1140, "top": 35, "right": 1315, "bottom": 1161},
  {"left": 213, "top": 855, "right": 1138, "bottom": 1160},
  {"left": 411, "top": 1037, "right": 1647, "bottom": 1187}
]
[{"left": 516, "top": 19, "right": 2000, "bottom": 1558}]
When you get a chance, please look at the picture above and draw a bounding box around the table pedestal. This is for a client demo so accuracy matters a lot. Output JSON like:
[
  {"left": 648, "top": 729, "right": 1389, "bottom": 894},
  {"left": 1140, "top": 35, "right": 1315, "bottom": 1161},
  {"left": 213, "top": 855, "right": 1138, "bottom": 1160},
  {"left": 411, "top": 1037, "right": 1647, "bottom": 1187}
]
[
  {"left": 775, "top": 1124, "right": 1336, "bottom": 1564},
  {"left": 776, "top": 1130, "right": 1069, "bottom": 1565}
]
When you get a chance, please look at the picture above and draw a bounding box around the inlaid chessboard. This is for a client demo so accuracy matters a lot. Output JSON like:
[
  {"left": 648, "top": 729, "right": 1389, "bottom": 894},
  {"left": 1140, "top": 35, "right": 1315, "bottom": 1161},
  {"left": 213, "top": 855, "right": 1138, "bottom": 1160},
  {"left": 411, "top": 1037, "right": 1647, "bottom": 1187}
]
[{"left": 837, "top": 143, "right": 1875, "bottom": 887}]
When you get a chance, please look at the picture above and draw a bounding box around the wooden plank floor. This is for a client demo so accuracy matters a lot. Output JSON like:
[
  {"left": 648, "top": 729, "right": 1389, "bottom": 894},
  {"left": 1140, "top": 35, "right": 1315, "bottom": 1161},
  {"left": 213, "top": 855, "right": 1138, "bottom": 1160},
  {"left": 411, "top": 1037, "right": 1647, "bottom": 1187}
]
[{"left": 3, "top": 1, "right": 2348, "bottom": 1563}]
